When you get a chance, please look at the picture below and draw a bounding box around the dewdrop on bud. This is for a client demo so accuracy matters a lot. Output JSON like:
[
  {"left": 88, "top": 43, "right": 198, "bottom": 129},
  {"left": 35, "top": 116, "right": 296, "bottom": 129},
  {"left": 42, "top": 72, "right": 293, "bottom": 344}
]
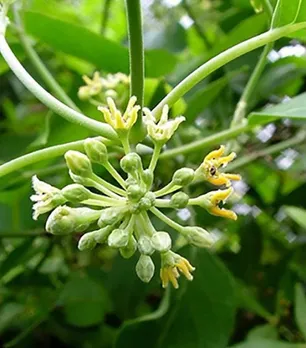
[
  {"left": 170, "top": 192, "right": 189, "bottom": 209},
  {"left": 172, "top": 168, "right": 195, "bottom": 186},
  {"left": 182, "top": 226, "right": 214, "bottom": 248},
  {"left": 151, "top": 232, "right": 172, "bottom": 252},
  {"left": 64, "top": 151, "right": 92, "bottom": 177},
  {"left": 107, "top": 228, "right": 129, "bottom": 248},
  {"left": 84, "top": 138, "right": 108, "bottom": 164},
  {"left": 120, "top": 236, "right": 137, "bottom": 259},
  {"left": 120, "top": 152, "right": 142, "bottom": 174},
  {"left": 61, "top": 184, "right": 91, "bottom": 202},
  {"left": 138, "top": 235, "right": 154, "bottom": 255},
  {"left": 78, "top": 232, "right": 97, "bottom": 251},
  {"left": 136, "top": 255, "right": 155, "bottom": 283}
]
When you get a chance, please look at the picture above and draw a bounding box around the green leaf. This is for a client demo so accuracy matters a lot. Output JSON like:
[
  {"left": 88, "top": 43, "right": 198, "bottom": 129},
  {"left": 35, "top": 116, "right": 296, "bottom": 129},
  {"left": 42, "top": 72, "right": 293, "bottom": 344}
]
[
  {"left": 0, "top": 303, "right": 24, "bottom": 333},
  {"left": 295, "top": 283, "right": 306, "bottom": 340},
  {"left": 248, "top": 92, "right": 306, "bottom": 125},
  {"left": 284, "top": 206, "right": 306, "bottom": 230},
  {"left": 24, "top": 12, "right": 177, "bottom": 78},
  {"left": 59, "top": 271, "right": 109, "bottom": 328},
  {"left": 247, "top": 324, "right": 278, "bottom": 341},
  {"left": 231, "top": 339, "right": 306, "bottom": 348}
]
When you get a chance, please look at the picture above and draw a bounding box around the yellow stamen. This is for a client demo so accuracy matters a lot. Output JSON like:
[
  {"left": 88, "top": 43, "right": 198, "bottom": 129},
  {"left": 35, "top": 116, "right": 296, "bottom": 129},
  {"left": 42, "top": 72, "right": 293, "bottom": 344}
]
[{"left": 167, "top": 268, "right": 179, "bottom": 289}]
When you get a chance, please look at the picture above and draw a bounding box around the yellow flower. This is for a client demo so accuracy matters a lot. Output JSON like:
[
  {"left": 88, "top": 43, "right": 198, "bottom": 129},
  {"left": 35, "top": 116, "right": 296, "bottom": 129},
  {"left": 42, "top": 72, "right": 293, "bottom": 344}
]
[
  {"left": 78, "top": 72, "right": 103, "bottom": 100},
  {"left": 98, "top": 96, "right": 140, "bottom": 131},
  {"left": 195, "top": 187, "right": 237, "bottom": 220},
  {"left": 160, "top": 251, "right": 195, "bottom": 289},
  {"left": 143, "top": 105, "right": 185, "bottom": 143},
  {"left": 199, "top": 145, "right": 241, "bottom": 187}
]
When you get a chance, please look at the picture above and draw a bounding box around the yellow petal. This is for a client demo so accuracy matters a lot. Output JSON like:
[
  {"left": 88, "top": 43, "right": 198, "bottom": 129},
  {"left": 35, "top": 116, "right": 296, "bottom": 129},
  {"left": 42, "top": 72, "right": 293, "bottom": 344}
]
[
  {"left": 160, "top": 268, "right": 169, "bottom": 288},
  {"left": 210, "top": 206, "right": 237, "bottom": 220},
  {"left": 210, "top": 187, "right": 233, "bottom": 205},
  {"left": 204, "top": 145, "right": 225, "bottom": 161},
  {"left": 168, "top": 268, "right": 179, "bottom": 289},
  {"left": 224, "top": 173, "right": 241, "bottom": 181},
  {"left": 218, "top": 152, "right": 236, "bottom": 165},
  {"left": 207, "top": 176, "right": 230, "bottom": 187}
]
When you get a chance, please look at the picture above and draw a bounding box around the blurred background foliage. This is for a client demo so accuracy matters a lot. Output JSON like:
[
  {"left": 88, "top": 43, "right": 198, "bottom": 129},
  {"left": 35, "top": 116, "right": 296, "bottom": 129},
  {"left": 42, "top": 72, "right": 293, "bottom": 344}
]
[{"left": 1, "top": 0, "right": 306, "bottom": 347}]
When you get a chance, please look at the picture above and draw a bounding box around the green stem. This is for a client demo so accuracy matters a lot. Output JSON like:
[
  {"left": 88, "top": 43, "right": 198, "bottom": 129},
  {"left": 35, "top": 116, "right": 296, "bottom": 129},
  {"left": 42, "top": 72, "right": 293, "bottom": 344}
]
[
  {"left": 182, "top": 0, "right": 211, "bottom": 48},
  {"left": 154, "top": 182, "right": 181, "bottom": 197},
  {"left": 139, "top": 212, "right": 155, "bottom": 236},
  {"left": 0, "top": 140, "right": 85, "bottom": 178},
  {"left": 104, "top": 162, "right": 126, "bottom": 188},
  {"left": 149, "top": 143, "right": 162, "bottom": 173},
  {"left": 150, "top": 207, "right": 183, "bottom": 233},
  {"left": 125, "top": 0, "right": 145, "bottom": 142},
  {"left": 262, "top": 0, "right": 274, "bottom": 18},
  {"left": 160, "top": 123, "right": 251, "bottom": 159},
  {"left": 101, "top": 0, "right": 112, "bottom": 35},
  {"left": 0, "top": 35, "right": 118, "bottom": 139},
  {"left": 91, "top": 173, "right": 126, "bottom": 197},
  {"left": 121, "top": 133, "right": 131, "bottom": 154},
  {"left": 155, "top": 199, "right": 171, "bottom": 208},
  {"left": 227, "top": 131, "right": 306, "bottom": 171},
  {"left": 12, "top": 5, "right": 79, "bottom": 111},
  {"left": 152, "top": 22, "right": 306, "bottom": 118},
  {"left": 82, "top": 198, "right": 125, "bottom": 207}
]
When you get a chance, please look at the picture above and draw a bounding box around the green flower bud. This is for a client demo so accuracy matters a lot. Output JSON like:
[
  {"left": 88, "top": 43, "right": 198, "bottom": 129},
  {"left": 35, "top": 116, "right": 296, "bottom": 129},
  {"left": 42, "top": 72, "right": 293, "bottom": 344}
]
[
  {"left": 170, "top": 192, "right": 189, "bottom": 209},
  {"left": 78, "top": 231, "right": 97, "bottom": 251},
  {"left": 69, "top": 171, "right": 95, "bottom": 187},
  {"left": 172, "top": 168, "right": 195, "bottom": 186},
  {"left": 182, "top": 226, "right": 214, "bottom": 248},
  {"left": 61, "top": 184, "right": 91, "bottom": 202},
  {"left": 120, "top": 236, "right": 137, "bottom": 259},
  {"left": 84, "top": 137, "right": 108, "bottom": 164},
  {"left": 108, "top": 228, "right": 129, "bottom": 248},
  {"left": 94, "top": 225, "right": 113, "bottom": 243},
  {"left": 46, "top": 206, "right": 100, "bottom": 235},
  {"left": 136, "top": 255, "right": 155, "bottom": 283},
  {"left": 120, "top": 152, "right": 142, "bottom": 174},
  {"left": 125, "top": 175, "right": 137, "bottom": 187},
  {"left": 138, "top": 235, "right": 154, "bottom": 255},
  {"left": 126, "top": 184, "right": 145, "bottom": 202},
  {"left": 138, "top": 192, "right": 155, "bottom": 210},
  {"left": 98, "top": 207, "right": 126, "bottom": 227},
  {"left": 141, "top": 169, "right": 154, "bottom": 189},
  {"left": 151, "top": 232, "right": 172, "bottom": 252},
  {"left": 65, "top": 150, "right": 92, "bottom": 177}
]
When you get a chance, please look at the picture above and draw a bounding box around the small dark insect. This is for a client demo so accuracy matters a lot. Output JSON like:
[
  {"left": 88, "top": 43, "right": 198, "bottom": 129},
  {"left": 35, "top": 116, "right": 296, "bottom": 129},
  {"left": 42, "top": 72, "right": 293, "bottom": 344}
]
[{"left": 209, "top": 166, "right": 217, "bottom": 176}]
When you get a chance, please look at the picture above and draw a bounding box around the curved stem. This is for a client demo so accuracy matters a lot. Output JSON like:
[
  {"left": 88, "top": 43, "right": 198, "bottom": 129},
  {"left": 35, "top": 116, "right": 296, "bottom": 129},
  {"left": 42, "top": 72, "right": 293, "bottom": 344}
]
[
  {"left": 0, "top": 35, "right": 118, "bottom": 140},
  {"left": 148, "top": 143, "right": 162, "bottom": 173},
  {"left": 125, "top": 0, "right": 145, "bottom": 142},
  {"left": 154, "top": 182, "right": 181, "bottom": 197},
  {"left": 12, "top": 5, "right": 79, "bottom": 111},
  {"left": 91, "top": 173, "right": 126, "bottom": 197},
  {"left": 0, "top": 140, "right": 85, "bottom": 178},
  {"left": 152, "top": 22, "right": 306, "bottom": 118},
  {"left": 104, "top": 162, "right": 126, "bottom": 188},
  {"left": 150, "top": 207, "right": 183, "bottom": 233}
]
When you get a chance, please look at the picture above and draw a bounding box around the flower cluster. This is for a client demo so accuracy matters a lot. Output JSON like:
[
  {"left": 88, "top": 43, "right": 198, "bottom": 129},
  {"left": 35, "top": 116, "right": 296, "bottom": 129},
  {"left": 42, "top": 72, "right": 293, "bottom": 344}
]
[
  {"left": 78, "top": 72, "right": 130, "bottom": 110},
  {"left": 31, "top": 97, "right": 241, "bottom": 289}
]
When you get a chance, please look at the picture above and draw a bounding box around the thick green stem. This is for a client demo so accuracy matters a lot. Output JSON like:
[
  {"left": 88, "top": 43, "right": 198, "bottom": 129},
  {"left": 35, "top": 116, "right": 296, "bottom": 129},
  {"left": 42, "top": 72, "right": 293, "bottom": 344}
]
[
  {"left": 104, "top": 162, "right": 126, "bottom": 188},
  {"left": 152, "top": 22, "right": 306, "bottom": 118},
  {"left": 160, "top": 124, "right": 251, "bottom": 159},
  {"left": 0, "top": 35, "right": 118, "bottom": 139},
  {"left": 91, "top": 173, "right": 126, "bottom": 197},
  {"left": 0, "top": 140, "right": 85, "bottom": 178},
  {"left": 227, "top": 131, "right": 306, "bottom": 171},
  {"left": 149, "top": 143, "right": 162, "bottom": 173},
  {"left": 154, "top": 182, "right": 181, "bottom": 197},
  {"left": 125, "top": 0, "right": 145, "bottom": 142},
  {"left": 155, "top": 199, "right": 171, "bottom": 208},
  {"left": 12, "top": 5, "right": 79, "bottom": 111}
]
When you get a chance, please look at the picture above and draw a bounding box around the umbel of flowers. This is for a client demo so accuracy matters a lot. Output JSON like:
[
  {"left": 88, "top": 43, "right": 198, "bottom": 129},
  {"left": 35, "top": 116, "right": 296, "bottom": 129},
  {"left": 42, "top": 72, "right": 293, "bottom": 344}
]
[{"left": 31, "top": 92, "right": 241, "bottom": 289}]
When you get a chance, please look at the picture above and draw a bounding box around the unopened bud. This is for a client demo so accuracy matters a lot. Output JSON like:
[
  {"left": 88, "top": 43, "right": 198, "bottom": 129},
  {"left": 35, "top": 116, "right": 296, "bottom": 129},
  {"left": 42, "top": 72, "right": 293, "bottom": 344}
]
[
  {"left": 84, "top": 138, "right": 108, "bottom": 164},
  {"left": 151, "top": 232, "right": 172, "bottom": 252},
  {"left": 94, "top": 225, "right": 113, "bottom": 243},
  {"left": 46, "top": 206, "right": 100, "bottom": 235},
  {"left": 127, "top": 184, "right": 145, "bottom": 201},
  {"left": 136, "top": 255, "right": 155, "bottom": 283},
  {"left": 98, "top": 207, "right": 126, "bottom": 227},
  {"left": 61, "top": 184, "right": 91, "bottom": 202},
  {"left": 182, "top": 226, "right": 214, "bottom": 248},
  {"left": 172, "top": 168, "right": 195, "bottom": 186},
  {"left": 170, "top": 192, "right": 189, "bottom": 209},
  {"left": 78, "top": 231, "right": 97, "bottom": 251},
  {"left": 120, "top": 236, "right": 137, "bottom": 259},
  {"left": 108, "top": 228, "right": 129, "bottom": 248},
  {"left": 138, "top": 235, "right": 154, "bottom": 255},
  {"left": 65, "top": 150, "right": 92, "bottom": 177},
  {"left": 120, "top": 152, "right": 142, "bottom": 174},
  {"left": 138, "top": 192, "right": 155, "bottom": 211},
  {"left": 141, "top": 169, "right": 154, "bottom": 189}
]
